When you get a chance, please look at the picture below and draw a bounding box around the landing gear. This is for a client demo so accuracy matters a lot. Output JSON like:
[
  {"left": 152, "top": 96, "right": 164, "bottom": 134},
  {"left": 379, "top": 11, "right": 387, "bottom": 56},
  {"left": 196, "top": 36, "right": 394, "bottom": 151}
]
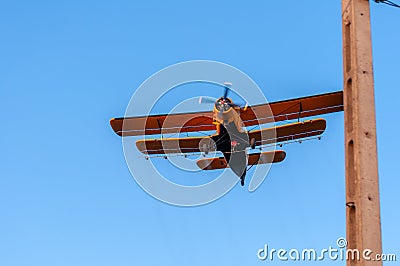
[
  {"left": 250, "top": 138, "right": 256, "bottom": 149},
  {"left": 240, "top": 172, "right": 246, "bottom": 186},
  {"left": 202, "top": 144, "right": 209, "bottom": 155}
]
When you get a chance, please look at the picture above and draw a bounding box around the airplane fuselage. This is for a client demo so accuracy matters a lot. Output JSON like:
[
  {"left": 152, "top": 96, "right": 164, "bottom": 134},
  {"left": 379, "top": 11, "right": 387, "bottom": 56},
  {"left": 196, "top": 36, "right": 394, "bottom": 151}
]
[{"left": 211, "top": 97, "right": 249, "bottom": 185}]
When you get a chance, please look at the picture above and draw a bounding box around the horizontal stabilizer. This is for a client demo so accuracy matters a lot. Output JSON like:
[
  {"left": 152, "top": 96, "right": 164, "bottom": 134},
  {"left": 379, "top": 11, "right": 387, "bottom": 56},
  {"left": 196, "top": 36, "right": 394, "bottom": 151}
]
[{"left": 196, "top": 150, "right": 286, "bottom": 170}]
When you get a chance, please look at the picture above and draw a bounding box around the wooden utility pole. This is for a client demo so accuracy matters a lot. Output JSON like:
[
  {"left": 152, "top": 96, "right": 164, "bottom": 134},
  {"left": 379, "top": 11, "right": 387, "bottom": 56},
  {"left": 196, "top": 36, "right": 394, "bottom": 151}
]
[{"left": 341, "top": 0, "right": 382, "bottom": 265}]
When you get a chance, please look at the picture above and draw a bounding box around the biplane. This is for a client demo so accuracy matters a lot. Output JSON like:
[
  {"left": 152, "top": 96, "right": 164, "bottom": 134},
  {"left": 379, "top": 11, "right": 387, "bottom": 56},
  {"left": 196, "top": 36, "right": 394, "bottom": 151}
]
[{"left": 110, "top": 85, "right": 343, "bottom": 186}]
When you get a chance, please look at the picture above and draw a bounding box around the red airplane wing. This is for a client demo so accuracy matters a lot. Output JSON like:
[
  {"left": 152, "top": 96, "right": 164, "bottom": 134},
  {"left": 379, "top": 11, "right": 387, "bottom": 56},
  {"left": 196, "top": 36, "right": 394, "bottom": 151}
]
[
  {"left": 135, "top": 119, "right": 326, "bottom": 155},
  {"left": 110, "top": 91, "right": 342, "bottom": 137},
  {"left": 196, "top": 150, "right": 286, "bottom": 170}
]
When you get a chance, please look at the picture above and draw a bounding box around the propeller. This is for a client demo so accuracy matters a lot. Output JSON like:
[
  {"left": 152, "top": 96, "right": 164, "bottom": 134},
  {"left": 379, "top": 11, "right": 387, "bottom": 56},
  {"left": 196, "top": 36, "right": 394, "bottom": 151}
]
[
  {"left": 221, "top": 82, "right": 247, "bottom": 109},
  {"left": 198, "top": 82, "right": 248, "bottom": 110}
]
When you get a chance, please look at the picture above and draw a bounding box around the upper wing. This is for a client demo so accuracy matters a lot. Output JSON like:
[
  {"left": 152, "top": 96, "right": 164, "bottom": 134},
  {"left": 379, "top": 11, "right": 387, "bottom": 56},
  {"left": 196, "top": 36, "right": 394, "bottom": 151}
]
[
  {"left": 110, "top": 111, "right": 214, "bottom": 137},
  {"left": 241, "top": 90, "right": 343, "bottom": 125},
  {"left": 110, "top": 91, "right": 343, "bottom": 136}
]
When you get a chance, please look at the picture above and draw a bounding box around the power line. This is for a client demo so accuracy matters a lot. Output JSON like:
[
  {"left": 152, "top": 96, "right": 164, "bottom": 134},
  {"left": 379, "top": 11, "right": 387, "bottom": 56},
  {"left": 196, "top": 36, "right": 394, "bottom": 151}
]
[{"left": 374, "top": 0, "right": 400, "bottom": 8}]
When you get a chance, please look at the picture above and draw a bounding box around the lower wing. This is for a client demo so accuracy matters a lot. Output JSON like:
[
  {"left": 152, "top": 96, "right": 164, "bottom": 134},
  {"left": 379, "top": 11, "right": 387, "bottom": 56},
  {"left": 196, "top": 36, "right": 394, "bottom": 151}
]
[{"left": 136, "top": 118, "right": 326, "bottom": 155}]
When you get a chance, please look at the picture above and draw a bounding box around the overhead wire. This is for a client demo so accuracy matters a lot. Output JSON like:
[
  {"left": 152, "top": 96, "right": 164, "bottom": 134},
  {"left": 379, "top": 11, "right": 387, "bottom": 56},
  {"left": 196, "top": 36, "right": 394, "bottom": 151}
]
[{"left": 375, "top": 0, "right": 400, "bottom": 9}]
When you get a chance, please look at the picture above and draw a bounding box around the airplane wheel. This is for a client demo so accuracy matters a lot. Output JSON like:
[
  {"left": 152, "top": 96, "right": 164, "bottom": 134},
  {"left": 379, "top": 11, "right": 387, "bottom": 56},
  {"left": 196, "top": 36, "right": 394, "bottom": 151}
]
[
  {"left": 250, "top": 138, "right": 256, "bottom": 149},
  {"left": 203, "top": 144, "right": 209, "bottom": 155}
]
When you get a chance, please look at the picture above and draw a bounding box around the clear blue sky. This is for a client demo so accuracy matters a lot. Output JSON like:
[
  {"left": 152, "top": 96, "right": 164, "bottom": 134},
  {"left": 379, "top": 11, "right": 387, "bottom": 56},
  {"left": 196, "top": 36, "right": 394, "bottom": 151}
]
[{"left": 1, "top": 1, "right": 399, "bottom": 265}]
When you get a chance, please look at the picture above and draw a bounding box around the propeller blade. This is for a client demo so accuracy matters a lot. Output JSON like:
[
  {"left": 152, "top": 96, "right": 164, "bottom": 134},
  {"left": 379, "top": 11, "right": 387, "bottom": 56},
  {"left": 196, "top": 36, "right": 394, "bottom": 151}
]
[
  {"left": 223, "top": 86, "right": 229, "bottom": 99},
  {"left": 227, "top": 102, "right": 248, "bottom": 109},
  {"left": 198, "top": 96, "right": 217, "bottom": 104},
  {"left": 223, "top": 82, "right": 232, "bottom": 99}
]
